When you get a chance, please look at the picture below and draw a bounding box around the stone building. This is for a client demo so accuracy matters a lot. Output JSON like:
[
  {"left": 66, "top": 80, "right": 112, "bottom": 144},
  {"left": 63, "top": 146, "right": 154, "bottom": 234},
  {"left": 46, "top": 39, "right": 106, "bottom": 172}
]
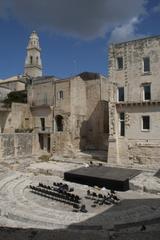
[
  {"left": 1, "top": 31, "right": 160, "bottom": 166},
  {"left": 20, "top": 31, "right": 109, "bottom": 156},
  {"left": 24, "top": 31, "right": 42, "bottom": 78},
  {"left": 0, "top": 31, "right": 43, "bottom": 161},
  {"left": 0, "top": 76, "right": 25, "bottom": 92},
  {"left": 27, "top": 73, "right": 109, "bottom": 155},
  {"left": 0, "top": 31, "right": 110, "bottom": 159},
  {"left": 108, "top": 36, "right": 160, "bottom": 166}
]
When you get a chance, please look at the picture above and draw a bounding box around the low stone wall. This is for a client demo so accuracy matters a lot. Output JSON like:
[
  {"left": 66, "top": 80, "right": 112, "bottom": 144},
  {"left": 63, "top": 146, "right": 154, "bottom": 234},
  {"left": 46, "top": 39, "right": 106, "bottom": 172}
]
[
  {"left": 0, "top": 133, "right": 36, "bottom": 160},
  {"left": 108, "top": 138, "right": 160, "bottom": 166},
  {"left": 128, "top": 140, "right": 160, "bottom": 165},
  {"left": 51, "top": 132, "right": 74, "bottom": 155}
]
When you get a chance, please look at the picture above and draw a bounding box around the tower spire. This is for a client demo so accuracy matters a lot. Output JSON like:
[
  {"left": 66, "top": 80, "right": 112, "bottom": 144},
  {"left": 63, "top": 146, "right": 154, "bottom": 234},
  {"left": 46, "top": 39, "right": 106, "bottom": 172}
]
[{"left": 24, "top": 31, "right": 42, "bottom": 78}]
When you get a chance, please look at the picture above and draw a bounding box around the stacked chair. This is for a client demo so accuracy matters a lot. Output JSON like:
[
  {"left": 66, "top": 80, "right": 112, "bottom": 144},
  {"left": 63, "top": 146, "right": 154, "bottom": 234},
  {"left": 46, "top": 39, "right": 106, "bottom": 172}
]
[
  {"left": 29, "top": 182, "right": 87, "bottom": 212},
  {"left": 86, "top": 189, "right": 120, "bottom": 207}
]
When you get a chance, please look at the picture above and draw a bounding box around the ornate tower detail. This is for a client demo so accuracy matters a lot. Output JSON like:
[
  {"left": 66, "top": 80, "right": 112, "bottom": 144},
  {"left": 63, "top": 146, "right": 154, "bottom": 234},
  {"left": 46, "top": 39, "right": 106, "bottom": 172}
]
[{"left": 24, "top": 31, "right": 42, "bottom": 78}]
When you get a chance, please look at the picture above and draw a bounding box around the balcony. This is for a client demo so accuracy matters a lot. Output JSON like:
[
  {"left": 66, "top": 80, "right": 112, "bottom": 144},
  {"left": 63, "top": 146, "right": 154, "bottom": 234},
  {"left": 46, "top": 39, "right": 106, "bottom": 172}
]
[
  {"left": 34, "top": 127, "right": 52, "bottom": 134},
  {"left": 30, "top": 98, "right": 54, "bottom": 108}
]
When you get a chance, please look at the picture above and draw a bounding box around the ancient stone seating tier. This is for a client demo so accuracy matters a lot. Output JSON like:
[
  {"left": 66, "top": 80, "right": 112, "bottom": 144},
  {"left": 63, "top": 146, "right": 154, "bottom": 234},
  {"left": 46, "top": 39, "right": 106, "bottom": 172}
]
[{"left": 0, "top": 171, "right": 160, "bottom": 239}]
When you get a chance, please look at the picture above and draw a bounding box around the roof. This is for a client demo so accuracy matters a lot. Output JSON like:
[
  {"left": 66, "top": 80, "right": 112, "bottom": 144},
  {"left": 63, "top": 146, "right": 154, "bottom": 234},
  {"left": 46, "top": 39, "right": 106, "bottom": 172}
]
[
  {"left": 27, "top": 72, "right": 107, "bottom": 85},
  {"left": 112, "top": 34, "right": 160, "bottom": 47},
  {"left": 57, "top": 72, "right": 106, "bottom": 82},
  {"left": 77, "top": 72, "right": 102, "bottom": 80},
  {"left": 30, "top": 76, "right": 58, "bottom": 85},
  {"left": 32, "top": 76, "right": 56, "bottom": 81},
  {"left": 0, "top": 75, "right": 25, "bottom": 84}
]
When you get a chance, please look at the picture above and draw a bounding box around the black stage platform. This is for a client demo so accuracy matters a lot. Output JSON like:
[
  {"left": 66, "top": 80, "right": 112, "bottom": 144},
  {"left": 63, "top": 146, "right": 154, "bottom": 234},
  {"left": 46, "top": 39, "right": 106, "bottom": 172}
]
[
  {"left": 64, "top": 166, "right": 141, "bottom": 191},
  {"left": 154, "top": 169, "right": 160, "bottom": 178}
]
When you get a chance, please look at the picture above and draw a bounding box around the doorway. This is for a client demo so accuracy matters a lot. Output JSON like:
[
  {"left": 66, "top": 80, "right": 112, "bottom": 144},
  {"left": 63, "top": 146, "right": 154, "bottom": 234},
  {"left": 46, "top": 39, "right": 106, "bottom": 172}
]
[{"left": 55, "top": 115, "right": 64, "bottom": 132}]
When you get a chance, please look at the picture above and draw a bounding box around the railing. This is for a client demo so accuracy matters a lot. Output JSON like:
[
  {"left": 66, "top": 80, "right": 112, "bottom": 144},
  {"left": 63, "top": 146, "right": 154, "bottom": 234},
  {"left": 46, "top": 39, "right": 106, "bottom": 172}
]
[
  {"left": 115, "top": 100, "right": 160, "bottom": 106},
  {"left": 31, "top": 98, "right": 54, "bottom": 107},
  {"left": 34, "top": 127, "right": 52, "bottom": 133}
]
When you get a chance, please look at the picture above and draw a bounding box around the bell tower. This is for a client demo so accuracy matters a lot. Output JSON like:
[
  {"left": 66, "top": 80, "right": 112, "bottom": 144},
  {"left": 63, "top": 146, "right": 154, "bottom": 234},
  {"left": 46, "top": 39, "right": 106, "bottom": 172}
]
[{"left": 24, "top": 31, "right": 42, "bottom": 78}]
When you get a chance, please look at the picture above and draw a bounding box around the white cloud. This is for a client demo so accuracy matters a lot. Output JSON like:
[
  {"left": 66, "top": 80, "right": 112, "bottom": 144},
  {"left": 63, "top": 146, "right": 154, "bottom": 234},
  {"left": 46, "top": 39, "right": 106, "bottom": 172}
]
[
  {"left": 109, "top": 17, "right": 145, "bottom": 43},
  {"left": 153, "top": 3, "right": 160, "bottom": 13},
  {"left": 0, "top": 0, "right": 148, "bottom": 40}
]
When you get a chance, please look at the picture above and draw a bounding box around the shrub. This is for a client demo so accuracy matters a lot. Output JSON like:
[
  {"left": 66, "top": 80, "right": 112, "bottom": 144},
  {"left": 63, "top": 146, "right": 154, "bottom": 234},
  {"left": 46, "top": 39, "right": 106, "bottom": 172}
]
[
  {"left": 3, "top": 90, "right": 27, "bottom": 107},
  {"left": 39, "top": 155, "right": 50, "bottom": 161}
]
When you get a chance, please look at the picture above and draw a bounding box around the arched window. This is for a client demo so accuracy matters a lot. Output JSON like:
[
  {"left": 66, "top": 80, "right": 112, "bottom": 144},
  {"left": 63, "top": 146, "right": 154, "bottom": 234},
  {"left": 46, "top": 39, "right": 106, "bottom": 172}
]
[{"left": 55, "top": 115, "right": 64, "bottom": 132}]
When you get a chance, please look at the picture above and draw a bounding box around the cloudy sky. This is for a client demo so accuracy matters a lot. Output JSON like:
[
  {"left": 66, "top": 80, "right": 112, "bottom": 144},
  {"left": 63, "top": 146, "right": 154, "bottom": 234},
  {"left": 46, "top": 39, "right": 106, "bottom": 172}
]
[{"left": 0, "top": 0, "right": 160, "bottom": 79}]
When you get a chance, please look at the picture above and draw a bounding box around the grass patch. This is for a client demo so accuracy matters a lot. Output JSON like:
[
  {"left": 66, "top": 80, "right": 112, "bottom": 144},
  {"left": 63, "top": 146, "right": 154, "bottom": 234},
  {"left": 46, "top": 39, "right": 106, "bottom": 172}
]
[{"left": 38, "top": 155, "right": 50, "bottom": 162}]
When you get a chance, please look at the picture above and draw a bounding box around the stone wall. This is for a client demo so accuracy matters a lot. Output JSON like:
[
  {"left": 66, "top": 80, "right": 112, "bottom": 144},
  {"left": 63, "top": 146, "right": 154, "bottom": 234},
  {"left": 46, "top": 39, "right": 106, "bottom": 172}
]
[
  {"left": 108, "top": 36, "right": 160, "bottom": 166},
  {"left": 128, "top": 140, "right": 160, "bottom": 165},
  {"left": 0, "top": 80, "right": 25, "bottom": 92},
  {"left": 0, "top": 133, "right": 36, "bottom": 160},
  {"left": 70, "top": 76, "right": 109, "bottom": 151},
  {"left": 108, "top": 103, "right": 160, "bottom": 165},
  {"left": 70, "top": 76, "right": 87, "bottom": 150},
  {"left": 27, "top": 78, "right": 54, "bottom": 106},
  {"left": 27, "top": 74, "right": 109, "bottom": 155},
  {"left": 0, "top": 110, "right": 11, "bottom": 133},
  {"left": 0, "top": 103, "right": 32, "bottom": 134},
  {"left": 123, "top": 105, "right": 160, "bottom": 140},
  {"left": 11, "top": 103, "right": 32, "bottom": 131},
  {"left": 51, "top": 132, "right": 73, "bottom": 155},
  {"left": 31, "top": 107, "right": 52, "bottom": 131},
  {"left": 55, "top": 80, "right": 70, "bottom": 113},
  {"left": 109, "top": 36, "right": 160, "bottom": 103}
]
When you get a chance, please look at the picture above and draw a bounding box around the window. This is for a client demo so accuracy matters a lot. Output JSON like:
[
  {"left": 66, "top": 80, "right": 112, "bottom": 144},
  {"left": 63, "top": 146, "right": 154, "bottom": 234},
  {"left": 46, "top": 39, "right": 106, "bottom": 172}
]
[
  {"left": 119, "top": 112, "right": 125, "bottom": 136},
  {"left": 142, "top": 116, "right": 150, "bottom": 131},
  {"left": 30, "top": 56, "right": 33, "bottom": 64},
  {"left": 36, "top": 56, "right": 39, "bottom": 64},
  {"left": 117, "top": 57, "right": 123, "bottom": 70},
  {"left": 143, "top": 57, "right": 150, "bottom": 72},
  {"left": 118, "top": 87, "right": 124, "bottom": 102},
  {"left": 143, "top": 84, "right": 151, "bottom": 101},
  {"left": 57, "top": 90, "right": 64, "bottom": 100},
  {"left": 40, "top": 118, "right": 45, "bottom": 131},
  {"left": 25, "top": 118, "right": 29, "bottom": 128}
]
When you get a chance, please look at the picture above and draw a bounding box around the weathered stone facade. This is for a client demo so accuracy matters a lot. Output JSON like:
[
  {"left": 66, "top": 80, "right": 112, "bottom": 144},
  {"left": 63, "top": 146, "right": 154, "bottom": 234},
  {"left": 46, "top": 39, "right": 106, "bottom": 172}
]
[
  {"left": 24, "top": 31, "right": 42, "bottom": 78},
  {"left": 0, "top": 133, "right": 35, "bottom": 160},
  {"left": 108, "top": 36, "right": 160, "bottom": 165},
  {"left": 0, "top": 102, "right": 32, "bottom": 134},
  {"left": 27, "top": 73, "right": 109, "bottom": 155}
]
